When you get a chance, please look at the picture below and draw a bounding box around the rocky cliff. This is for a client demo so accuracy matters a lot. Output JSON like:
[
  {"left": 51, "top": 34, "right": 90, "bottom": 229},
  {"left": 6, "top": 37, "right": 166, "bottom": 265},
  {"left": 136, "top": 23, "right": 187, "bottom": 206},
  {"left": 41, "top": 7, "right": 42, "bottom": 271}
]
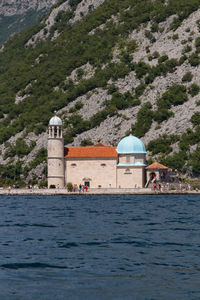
[
  {"left": 0, "top": 0, "right": 58, "bottom": 16},
  {"left": 0, "top": 0, "right": 58, "bottom": 44}
]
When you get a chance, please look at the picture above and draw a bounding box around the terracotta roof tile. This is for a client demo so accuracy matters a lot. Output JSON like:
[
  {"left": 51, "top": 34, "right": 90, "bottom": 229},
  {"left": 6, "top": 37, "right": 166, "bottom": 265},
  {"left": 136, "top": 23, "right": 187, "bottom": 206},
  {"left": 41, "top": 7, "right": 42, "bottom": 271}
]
[
  {"left": 65, "top": 145, "right": 117, "bottom": 158},
  {"left": 146, "top": 162, "right": 168, "bottom": 170},
  {"left": 94, "top": 142, "right": 109, "bottom": 147}
]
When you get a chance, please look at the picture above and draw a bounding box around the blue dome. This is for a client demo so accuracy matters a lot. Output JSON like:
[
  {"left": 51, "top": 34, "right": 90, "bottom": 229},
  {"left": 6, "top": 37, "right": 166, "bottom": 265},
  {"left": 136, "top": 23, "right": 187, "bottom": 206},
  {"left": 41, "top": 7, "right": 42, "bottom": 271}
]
[
  {"left": 49, "top": 116, "right": 62, "bottom": 126},
  {"left": 116, "top": 135, "right": 146, "bottom": 154}
]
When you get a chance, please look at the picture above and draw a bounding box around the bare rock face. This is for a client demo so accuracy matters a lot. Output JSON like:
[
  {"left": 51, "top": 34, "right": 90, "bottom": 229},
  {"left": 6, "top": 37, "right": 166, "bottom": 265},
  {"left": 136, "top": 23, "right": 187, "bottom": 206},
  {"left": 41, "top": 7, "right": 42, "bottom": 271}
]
[
  {"left": 69, "top": 0, "right": 105, "bottom": 24},
  {"left": 0, "top": 0, "right": 59, "bottom": 45},
  {"left": 26, "top": 0, "right": 106, "bottom": 45},
  {"left": 0, "top": 0, "right": 58, "bottom": 16},
  {"left": 26, "top": 1, "right": 71, "bottom": 45}
]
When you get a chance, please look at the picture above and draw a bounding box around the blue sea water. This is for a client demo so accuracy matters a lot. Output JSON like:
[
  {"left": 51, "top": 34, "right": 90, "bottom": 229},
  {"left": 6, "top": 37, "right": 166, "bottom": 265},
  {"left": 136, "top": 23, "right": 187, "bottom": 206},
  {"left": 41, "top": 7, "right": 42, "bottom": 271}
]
[{"left": 0, "top": 194, "right": 200, "bottom": 300}]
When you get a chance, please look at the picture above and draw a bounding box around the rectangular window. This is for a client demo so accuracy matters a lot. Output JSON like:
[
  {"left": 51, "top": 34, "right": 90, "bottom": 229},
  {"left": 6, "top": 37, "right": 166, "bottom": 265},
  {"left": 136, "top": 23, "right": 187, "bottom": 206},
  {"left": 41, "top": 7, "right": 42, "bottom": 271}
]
[{"left": 126, "top": 156, "right": 130, "bottom": 163}]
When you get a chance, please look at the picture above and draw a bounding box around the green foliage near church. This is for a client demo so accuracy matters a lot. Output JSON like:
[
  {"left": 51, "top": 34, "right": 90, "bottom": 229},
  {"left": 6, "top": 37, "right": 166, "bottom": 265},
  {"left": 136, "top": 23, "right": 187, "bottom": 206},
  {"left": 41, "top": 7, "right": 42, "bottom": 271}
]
[{"left": 131, "top": 102, "right": 154, "bottom": 138}]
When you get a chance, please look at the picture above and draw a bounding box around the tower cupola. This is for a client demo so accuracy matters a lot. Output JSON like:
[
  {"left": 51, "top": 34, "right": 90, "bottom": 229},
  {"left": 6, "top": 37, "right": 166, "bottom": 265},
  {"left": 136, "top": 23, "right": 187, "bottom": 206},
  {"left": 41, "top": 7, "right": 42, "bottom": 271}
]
[{"left": 49, "top": 115, "right": 63, "bottom": 139}]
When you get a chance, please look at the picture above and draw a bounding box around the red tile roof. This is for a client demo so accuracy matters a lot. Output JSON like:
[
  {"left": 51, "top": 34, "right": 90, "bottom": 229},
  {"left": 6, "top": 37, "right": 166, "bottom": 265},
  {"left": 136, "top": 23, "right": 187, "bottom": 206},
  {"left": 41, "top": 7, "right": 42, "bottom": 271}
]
[
  {"left": 94, "top": 142, "right": 109, "bottom": 147},
  {"left": 146, "top": 162, "right": 168, "bottom": 170},
  {"left": 65, "top": 145, "right": 117, "bottom": 158}
]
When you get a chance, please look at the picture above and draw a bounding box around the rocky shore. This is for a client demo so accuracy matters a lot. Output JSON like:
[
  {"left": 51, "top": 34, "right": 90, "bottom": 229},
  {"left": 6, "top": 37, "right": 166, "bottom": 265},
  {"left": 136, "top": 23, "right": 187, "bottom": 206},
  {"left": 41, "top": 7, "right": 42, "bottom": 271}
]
[{"left": 0, "top": 188, "right": 199, "bottom": 196}]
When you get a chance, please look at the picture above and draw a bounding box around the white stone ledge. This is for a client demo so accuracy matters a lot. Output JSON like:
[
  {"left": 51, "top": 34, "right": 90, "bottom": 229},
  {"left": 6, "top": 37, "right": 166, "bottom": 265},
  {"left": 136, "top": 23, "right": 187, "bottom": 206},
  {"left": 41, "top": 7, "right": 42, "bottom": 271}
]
[{"left": 0, "top": 188, "right": 199, "bottom": 196}]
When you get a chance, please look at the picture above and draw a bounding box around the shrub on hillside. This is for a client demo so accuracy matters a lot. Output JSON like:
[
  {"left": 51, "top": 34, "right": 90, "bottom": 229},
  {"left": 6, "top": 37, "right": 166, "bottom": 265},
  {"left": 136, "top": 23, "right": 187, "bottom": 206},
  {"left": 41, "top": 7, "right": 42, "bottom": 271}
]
[
  {"left": 135, "top": 61, "right": 150, "bottom": 79},
  {"left": 158, "top": 55, "right": 168, "bottom": 64},
  {"left": 189, "top": 53, "right": 200, "bottom": 66},
  {"left": 151, "top": 23, "right": 159, "bottom": 33},
  {"left": 152, "top": 51, "right": 160, "bottom": 58},
  {"left": 126, "top": 40, "right": 138, "bottom": 54},
  {"left": 195, "top": 37, "right": 200, "bottom": 49},
  {"left": 147, "top": 134, "right": 178, "bottom": 155},
  {"left": 188, "top": 83, "right": 200, "bottom": 97},
  {"left": 80, "top": 139, "right": 94, "bottom": 146},
  {"left": 135, "top": 83, "right": 146, "bottom": 97},
  {"left": 154, "top": 108, "right": 174, "bottom": 123},
  {"left": 69, "top": 0, "right": 82, "bottom": 8},
  {"left": 182, "top": 45, "right": 192, "bottom": 54},
  {"left": 190, "top": 148, "right": 200, "bottom": 175},
  {"left": 145, "top": 30, "right": 156, "bottom": 43},
  {"left": 107, "top": 84, "right": 118, "bottom": 94},
  {"left": 161, "top": 151, "right": 187, "bottom": 172},
  {"left": 172, "top": 34, "right": 179, "bottom": 40},
  {"left": 69, "top": 101, "right": 84, "bottom": 113},
  {"left": 160, "top": 85, "right": 188, "bottom": 107},
  {"left": 182, "top": 71, "right": 193, "bottom": 82},
  {"left": 191, "top": 112, "right": 200, "bottom": 127}
]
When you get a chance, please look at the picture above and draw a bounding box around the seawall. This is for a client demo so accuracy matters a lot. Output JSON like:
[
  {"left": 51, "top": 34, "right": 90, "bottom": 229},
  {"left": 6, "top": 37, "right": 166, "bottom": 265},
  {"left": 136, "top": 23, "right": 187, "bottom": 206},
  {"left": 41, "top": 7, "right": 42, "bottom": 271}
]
[{"left": 0, "top": 188, "right": 199, "bottom": 196}]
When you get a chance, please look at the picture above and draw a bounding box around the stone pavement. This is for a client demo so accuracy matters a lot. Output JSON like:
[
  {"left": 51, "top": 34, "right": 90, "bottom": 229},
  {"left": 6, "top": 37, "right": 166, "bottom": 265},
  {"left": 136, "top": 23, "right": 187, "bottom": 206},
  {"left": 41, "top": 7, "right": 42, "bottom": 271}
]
[{"left": 0, "top": 188, "right": 199, "bottom": 196}]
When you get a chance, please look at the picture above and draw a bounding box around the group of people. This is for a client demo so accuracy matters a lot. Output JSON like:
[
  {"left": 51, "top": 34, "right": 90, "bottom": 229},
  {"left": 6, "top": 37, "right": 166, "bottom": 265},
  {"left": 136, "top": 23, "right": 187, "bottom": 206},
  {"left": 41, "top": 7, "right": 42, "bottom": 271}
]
[
  {"left": 73, "top": 184, "right": 88, "bottom": 192},
  {"left": 153, "top": 182, "right": 161, "bottom": 191},
  {"left": 28, "top": 184, "right": 39, "bottom": 189}
]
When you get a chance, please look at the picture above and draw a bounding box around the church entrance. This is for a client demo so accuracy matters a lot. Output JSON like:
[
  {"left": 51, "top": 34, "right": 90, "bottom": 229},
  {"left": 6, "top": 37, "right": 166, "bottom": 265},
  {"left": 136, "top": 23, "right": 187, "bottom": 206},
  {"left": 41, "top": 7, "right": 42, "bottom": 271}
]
[
  {"left": 83, "top": 177, "right": 91, "bottom": 188},
  {"left": 84, "top": 181, "right": 90, "bottom": 187}
]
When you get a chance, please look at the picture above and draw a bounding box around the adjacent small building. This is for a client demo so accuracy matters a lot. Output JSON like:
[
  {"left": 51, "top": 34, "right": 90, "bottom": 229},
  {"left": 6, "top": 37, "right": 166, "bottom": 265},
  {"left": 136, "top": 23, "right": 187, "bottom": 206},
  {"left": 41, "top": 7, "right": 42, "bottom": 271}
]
[
  {"left": 47, "top": 115, "right": 148, "bottom": 188},
  {"left": 146, "top": 162, "right": 169, "bottom": 182}
]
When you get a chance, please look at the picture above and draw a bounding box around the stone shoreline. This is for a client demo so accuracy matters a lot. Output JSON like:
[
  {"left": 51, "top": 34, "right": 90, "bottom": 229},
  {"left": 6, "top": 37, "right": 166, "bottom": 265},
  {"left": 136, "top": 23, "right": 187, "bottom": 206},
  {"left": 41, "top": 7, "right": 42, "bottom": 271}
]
[{"left": 0, "top": 188, "right": 199, "bottom": 196}]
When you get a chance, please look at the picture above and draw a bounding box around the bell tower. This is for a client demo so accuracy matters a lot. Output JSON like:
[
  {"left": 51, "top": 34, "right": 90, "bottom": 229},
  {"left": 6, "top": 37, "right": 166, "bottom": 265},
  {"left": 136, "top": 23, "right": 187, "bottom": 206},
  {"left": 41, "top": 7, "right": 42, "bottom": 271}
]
[{"left": 48, "top": 114, "right": 65, "bottom": 188}]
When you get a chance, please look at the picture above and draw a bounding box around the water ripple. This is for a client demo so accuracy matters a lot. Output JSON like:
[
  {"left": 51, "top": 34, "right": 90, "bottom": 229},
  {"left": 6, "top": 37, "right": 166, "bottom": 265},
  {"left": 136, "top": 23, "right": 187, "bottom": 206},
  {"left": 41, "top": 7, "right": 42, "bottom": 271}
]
[
  {"left": 1, "top": 263, "right": 67, "bottom": 270},
  {"left": 0, "top": 194, "right": 200, "bottom": 299}
]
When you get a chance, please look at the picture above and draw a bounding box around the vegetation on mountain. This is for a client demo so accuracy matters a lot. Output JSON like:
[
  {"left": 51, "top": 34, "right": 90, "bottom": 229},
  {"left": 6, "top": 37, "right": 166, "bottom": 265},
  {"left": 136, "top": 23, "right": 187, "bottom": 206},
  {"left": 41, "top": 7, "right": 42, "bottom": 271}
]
[
  {"left": 80, "top": 138, "right": 94, "bottom": 146},
  {"left": 182, "top": 71, "right": 193, "bottom": 82},
  {"left": 147, "top": 134, "right": 179, "bottom": 155},
  {"left": 4, "top": 139, "right": 36, "bottom": 159},
  {"left": 0, "top": 0, "right": 200, "bottom": 185},
  {"left": 131, "top": 102, "right": 153, "bottom": 138}
]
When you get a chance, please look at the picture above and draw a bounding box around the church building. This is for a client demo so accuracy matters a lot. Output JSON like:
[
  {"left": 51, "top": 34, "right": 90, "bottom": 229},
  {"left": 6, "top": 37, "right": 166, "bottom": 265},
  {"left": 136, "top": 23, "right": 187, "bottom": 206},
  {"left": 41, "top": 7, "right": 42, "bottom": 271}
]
[{"left": 48, "top": 115, "right": 148, "bottom": 189}]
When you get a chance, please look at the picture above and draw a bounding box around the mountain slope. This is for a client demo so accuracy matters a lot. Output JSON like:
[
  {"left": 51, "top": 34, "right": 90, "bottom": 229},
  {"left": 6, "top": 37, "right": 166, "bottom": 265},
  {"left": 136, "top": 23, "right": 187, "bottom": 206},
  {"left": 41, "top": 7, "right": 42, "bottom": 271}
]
[
  {"left": 0, "top": 0, "right": 59, "bottom": 45},
  {"left": 0, "top": 0, "right": 200, "bottom": 186}
]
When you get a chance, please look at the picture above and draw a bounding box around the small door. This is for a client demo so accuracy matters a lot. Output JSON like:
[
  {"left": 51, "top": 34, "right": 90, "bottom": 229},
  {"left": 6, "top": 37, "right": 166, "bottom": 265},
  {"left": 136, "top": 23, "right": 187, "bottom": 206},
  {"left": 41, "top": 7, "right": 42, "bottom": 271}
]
[{"left": 85, "top": 181, "right": 90, "bottom": 187}]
